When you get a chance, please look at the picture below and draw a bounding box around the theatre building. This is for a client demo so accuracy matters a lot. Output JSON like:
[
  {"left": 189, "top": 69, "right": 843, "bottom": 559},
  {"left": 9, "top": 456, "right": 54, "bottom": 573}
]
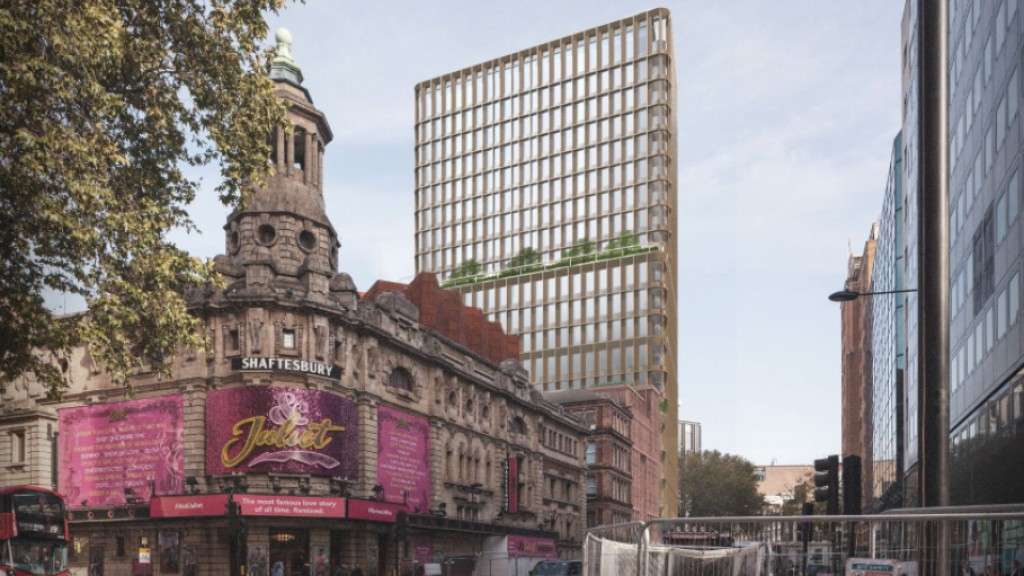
[{"left": 0, "top": 30, "right": 586, "bottom": 576}]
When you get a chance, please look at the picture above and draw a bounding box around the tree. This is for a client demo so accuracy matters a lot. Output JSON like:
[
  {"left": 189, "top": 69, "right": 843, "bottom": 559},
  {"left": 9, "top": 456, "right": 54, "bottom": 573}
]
[
  {"left": 507, "top": 247, "right": 541, "bottom": 270},
  {"left": 0, "top": 0, "right": 288, "bottom": 394},
  {"left": 605, "top": 230, "right": 639, "bottom": 251},
  {"left": 678, "top": 450, "right": 765, "bottom": 517},
  {"left": 561, "top": 239, "right": 595, "bottom": 259},
  {"left": 451, "top": 259, "right": 482, "bottom": 279},
  {"left": 780, "top": 477, "right": 821, "bottom": 516}
]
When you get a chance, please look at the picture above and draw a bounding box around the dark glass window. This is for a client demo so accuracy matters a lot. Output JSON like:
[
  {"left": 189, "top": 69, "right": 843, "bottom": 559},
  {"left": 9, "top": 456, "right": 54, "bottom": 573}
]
[
  {"left": 387, "top": 368, "right": 414, "bottom": 392},
  {"left": 973, "top": 208, "right": 995, "bottom": 314}
]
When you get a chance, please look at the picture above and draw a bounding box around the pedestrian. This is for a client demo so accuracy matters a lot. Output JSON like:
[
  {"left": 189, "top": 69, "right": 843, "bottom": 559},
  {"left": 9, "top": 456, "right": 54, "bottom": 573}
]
[{"left": 1008, "top": 560, "right": 1022, "bottom": 576}]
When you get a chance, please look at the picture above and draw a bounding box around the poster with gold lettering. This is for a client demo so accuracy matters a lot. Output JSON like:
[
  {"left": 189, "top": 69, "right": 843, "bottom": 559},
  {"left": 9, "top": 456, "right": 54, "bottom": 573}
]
[{"left": 205, "top": 387, "right": 358, "bottom": 477}]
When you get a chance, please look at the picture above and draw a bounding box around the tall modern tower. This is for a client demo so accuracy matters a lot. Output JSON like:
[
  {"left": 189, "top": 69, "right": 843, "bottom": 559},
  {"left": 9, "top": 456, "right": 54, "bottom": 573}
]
[
  {"left": 945, "top": 0, "right": 1023, "bottom": 505},
  {"left": 412, "top": 8, "right": 679, "bottom": 517}
]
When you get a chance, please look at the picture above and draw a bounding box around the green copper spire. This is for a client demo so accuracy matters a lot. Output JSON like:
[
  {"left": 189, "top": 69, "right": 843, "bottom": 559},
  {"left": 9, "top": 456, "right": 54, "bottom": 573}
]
[{"left": 269, "top": 28, "right": 303, "bottom": 84}]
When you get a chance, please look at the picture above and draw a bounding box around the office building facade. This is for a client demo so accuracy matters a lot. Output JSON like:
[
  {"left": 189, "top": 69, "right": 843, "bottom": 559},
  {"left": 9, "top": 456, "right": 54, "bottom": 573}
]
[
  {"left": 678, "top": 420, "right": 701, "bottom": 455},
  {"left": 946, "top": 0, "right": 1024, "bottom": 505},
  {"left": 413, "top": 8, "right": 679, "bottom": 516},
  {"left": 869, "top": 133, "right": 907, "bottom": 512}
]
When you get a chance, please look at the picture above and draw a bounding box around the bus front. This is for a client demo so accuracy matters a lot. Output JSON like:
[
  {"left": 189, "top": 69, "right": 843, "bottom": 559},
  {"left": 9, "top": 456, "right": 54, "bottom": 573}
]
[{"left": 0, "top": 487, "right": 69, "bottom": 576}]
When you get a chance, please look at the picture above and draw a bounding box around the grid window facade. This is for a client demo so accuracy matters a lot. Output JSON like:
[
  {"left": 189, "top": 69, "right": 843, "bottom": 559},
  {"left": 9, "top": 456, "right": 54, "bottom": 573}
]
[
  {"left": 413, "top": 9, "right": 678, "bottom": 516},
  {"left": 947, "top": 0, "right": 1023, "bottom": 440},
  {"left": 871, "top": 133, "right": 905, "bottom": 510}
]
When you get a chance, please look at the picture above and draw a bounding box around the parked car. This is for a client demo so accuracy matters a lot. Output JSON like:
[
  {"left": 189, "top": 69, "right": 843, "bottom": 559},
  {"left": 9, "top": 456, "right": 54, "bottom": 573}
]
[{"left": 529, "top": 561, "right": 581, "bottom": 576}]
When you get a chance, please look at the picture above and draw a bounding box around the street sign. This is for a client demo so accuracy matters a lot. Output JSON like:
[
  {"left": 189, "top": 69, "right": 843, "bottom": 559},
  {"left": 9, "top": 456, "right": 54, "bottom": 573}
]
[{"left": 845, "top": 558, "right": 917, "bottom": 576}]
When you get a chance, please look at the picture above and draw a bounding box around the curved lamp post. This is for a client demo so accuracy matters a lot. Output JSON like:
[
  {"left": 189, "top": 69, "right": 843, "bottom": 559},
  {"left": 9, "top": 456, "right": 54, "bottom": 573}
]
[{"left": 827, "top": 288, "right": 918, "bottom": 302}]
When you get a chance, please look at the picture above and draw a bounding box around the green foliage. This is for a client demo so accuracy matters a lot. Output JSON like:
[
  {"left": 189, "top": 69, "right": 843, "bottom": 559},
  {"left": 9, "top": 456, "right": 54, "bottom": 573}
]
[
  {"left": 679, "top": 450, "right": 765, "bottom": 517},
  {"left": 501, "top": 248, "right": 542, "bottom": 277},
  {"left": 444, "top": 245, "right": 659, "bottom": 288},
  {"left": 507, "top": 247, "right": 541, "bottom": 269},
  {"left": 0, "top": 0, "right": 289, "bottom": 394},
  {"left": 451, "top": 259, "right": 482, "bottom": 279},
  {"left": 779, "top": 476, "right": 824, "bottom": 515},
  {"left": 605, "top": 230, "right": 640, "bottom": 250},
  {"left": 561, "top": 239, "right": 595, "bottom": 260}
]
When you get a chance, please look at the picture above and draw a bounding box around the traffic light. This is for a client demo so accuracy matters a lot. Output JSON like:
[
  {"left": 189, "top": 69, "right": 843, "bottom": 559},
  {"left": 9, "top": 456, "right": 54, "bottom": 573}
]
[
  {"left": 813, "top": 455, "right": 840, "bottom": 515},
  {"left": 842, "top": 455, "right": 862, "bottom": 515}
]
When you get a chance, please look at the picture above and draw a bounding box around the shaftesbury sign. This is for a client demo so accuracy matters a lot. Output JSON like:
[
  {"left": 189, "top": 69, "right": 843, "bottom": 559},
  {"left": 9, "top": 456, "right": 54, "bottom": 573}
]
[{"left": 231, "top": 357, "right": 341, "bottom": 380}]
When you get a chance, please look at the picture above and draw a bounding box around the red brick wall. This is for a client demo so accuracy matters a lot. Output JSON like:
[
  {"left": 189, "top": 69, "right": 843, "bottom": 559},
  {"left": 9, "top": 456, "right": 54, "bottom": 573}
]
[{"left": 364, "top": 273, "right": 520, "bottom": 365}]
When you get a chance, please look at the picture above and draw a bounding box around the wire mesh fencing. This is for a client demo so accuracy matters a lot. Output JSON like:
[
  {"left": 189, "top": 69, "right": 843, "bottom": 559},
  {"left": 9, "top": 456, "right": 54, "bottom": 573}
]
[{"left": 584, "top": 508, "right": 1024, "bottom": 576}]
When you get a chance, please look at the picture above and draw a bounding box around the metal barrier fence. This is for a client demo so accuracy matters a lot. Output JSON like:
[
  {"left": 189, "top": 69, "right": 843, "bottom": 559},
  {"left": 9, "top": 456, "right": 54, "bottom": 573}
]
[{"left": 584, "top": 508, "right": 1024, "bottom": 576}]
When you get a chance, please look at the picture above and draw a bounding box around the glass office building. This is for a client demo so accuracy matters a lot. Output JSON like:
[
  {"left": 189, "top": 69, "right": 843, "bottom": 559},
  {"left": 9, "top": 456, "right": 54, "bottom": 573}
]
[
  {"left": 946, "top": 0, "right": 1024, "bottom": 504},
  {"left": 899, "top": 0, "right": 923, "bottom": 505},
  {"left": 413, "top": 8, "right": 679, "bottom": 516},
  {"left": 870, "top": 133, "right": 905, "bottom": 511}
]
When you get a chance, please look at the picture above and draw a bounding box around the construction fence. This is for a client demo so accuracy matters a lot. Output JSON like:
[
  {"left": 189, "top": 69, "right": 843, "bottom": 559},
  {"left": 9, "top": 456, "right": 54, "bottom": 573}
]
[{"left": 584, "top": 506, "right": 1024, "bottom": 576}]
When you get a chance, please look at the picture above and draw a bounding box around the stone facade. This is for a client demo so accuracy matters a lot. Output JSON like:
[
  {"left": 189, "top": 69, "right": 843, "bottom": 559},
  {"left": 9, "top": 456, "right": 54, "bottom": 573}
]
[
  {"left": 546, "top": 390, "right": 634, "bottom": 528},
  {"left": 0, "top": 30, "right": 586, "bottom": 576},
  {"left": 546, "top": 382, "right": 662, "bottom": 524}
]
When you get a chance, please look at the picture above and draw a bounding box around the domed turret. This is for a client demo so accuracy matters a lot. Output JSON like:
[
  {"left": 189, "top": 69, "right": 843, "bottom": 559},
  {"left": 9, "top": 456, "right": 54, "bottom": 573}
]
[{"left": 222, "top": 28, "right": 338, "bottom": 301}]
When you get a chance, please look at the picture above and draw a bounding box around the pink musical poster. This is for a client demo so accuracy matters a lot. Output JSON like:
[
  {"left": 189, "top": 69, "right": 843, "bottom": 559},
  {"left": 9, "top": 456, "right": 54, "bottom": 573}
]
[
  {"left": 206, "top": 387, "right": 358, "bottom": 478},
  {"left": 376, "top": 405, "right": 431, "bottom": 512},
  {"left": 59, "top": 395, "right": 184, "bottom": 509}
]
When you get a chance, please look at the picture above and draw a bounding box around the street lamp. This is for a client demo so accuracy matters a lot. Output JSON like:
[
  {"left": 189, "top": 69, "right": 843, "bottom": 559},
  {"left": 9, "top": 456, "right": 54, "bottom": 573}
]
[{"left": 827, "top": 288, "right": 918, "bottom": 302}]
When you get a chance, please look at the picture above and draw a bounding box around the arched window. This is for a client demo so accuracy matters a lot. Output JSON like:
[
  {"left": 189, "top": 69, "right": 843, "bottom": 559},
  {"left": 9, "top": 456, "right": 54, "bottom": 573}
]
[
  {"left": 511, "top": 416, "right": 527, "bottom": 435},
  {"left": 387, "top": 367, "right": 414, "bottom": 392}
]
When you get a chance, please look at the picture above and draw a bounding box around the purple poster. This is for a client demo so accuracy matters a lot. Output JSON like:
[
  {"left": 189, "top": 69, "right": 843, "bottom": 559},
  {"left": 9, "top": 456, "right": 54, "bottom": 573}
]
[
  {"left": 59, "top": 395, "right": 184, "bottom": 509},
  {"left": 377, "top": 405, "right": 431, "bottom": 512},
  {"left": 206, "top": 387, "right": 358, "bottom": 478}
]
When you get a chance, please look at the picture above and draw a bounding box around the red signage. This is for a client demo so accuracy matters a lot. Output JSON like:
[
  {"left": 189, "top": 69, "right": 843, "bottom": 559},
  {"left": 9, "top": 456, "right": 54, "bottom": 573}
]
[
  {"left": 507, "top": 535, "right": 557, "bottom": 559},
  {"left": 505, "top": 456, "right": 519, "bottom": 513},
  {"left": 346, "top": 499, "right": 404, "bottom": 523},
  {"left": 150, "top": 494, "right": 346, "bottom": 519}
]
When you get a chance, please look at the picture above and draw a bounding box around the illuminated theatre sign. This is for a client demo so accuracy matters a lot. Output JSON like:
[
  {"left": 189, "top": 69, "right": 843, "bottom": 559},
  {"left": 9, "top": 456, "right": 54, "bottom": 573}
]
[
  {"left": 231, "top": 356, "right": 341, "bottom": 380},
  {"left": 206, "top": 387, "right": 358, "bottom": 477}
]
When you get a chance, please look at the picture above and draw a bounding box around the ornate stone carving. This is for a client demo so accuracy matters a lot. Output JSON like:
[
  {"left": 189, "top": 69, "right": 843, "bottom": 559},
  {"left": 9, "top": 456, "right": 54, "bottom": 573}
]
[
  {"left": 249, "top": 316, "right": 264, "bottom": 354},
  {"left": 314, "top": 324, "right": 328, "bottom": 360}
]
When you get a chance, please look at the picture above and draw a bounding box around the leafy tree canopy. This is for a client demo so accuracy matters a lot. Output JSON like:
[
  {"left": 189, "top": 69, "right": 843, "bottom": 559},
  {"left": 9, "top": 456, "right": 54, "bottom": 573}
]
[
  {"left": 507, "top": 247, "right": 541, "bottom": 269},
  {"left": 562, "top": 239, "right": 595, "bottom": 259},
  {"left": 679, "top": 450, "right": 765, "bottom": 517},
  {"left": 0, "top": 0, "right": 288, "bottom": 394},
  {"left": 452, "top": 259, "right": 482, "bottom": 279}
]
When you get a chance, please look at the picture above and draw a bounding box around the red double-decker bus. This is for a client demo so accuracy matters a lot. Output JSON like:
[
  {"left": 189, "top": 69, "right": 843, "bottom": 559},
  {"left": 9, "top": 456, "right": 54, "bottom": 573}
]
[{"left": 0, "top": 486, "right": 69, "bottom": 576}]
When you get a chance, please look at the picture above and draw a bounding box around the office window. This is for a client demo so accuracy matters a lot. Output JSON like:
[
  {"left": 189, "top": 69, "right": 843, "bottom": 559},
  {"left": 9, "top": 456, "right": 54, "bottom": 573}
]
[
  {"left": 1011, "top": 273, "right": 1021, "bottom": 324},
  {"left": 987, "top": 307, "right": 995, "bottom": 352},
  {"left": 998, "top": 193, "right": 1008, "bottom": 241},
  {"left": 1011, "top": 170, "right": 1021, "bottom": 225},
  {"left": 999, "top": 289, "right": 1008, "bottom": 338}
]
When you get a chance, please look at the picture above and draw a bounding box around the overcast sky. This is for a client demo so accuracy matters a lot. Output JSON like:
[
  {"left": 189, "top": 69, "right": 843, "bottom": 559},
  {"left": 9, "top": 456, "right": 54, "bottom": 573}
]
[{"left": 86, "top": 1, "right": 907, "bottom": 465}]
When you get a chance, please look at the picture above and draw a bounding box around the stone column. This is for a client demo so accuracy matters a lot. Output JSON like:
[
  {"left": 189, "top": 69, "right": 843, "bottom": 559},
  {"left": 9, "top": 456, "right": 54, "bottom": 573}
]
[
  {"left": 430, "top": 420, "right": 447, "bottom": 505},
  {"left": 357, "top": 393, "right": 379, "bottom": 498},
  {"left": 276, "top": 126, "right": 286, "bottom": 173},
  {"left": 303, "top": 131, "right": 314, "bottom": 185},
  {"left": 285, "top": 126, "right": 294, "bottom": 175},
  {"left": 183, "top": 389, "right": 208, "bottom": 489}
]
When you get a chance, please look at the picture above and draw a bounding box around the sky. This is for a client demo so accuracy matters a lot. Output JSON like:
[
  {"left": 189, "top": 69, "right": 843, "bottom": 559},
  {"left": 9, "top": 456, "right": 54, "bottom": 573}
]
[{"left": 58, "top": 1, "right": 907, "bottom": 466}]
